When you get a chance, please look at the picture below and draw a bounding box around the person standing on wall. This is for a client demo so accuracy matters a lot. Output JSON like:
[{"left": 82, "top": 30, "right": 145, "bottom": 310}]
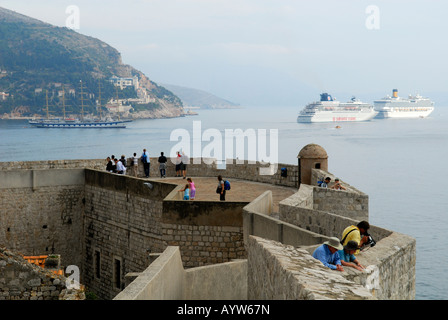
[
  {"left": 187, "top": 178, "right": 195, "bottom": 200},
  {"left": 181, "top": 151, "right": 189, "bottom": 179},
  {"left": 106, "top": 156, "right": 113, "bottom": 172},
  {"left": 175, "top": 151, "right": 182, "bottom": 177},
  {"left": 130, "top": 152, "right": 138, "bottom": 177},
  {"left": 158, "top": 152, "right": 167, "bottom": 178},
  {"left": 217, "top": 175, "right": 226, "bottom": 201},
  {"left": 141, "top": 148, "right": 150, "bottom": 178}
]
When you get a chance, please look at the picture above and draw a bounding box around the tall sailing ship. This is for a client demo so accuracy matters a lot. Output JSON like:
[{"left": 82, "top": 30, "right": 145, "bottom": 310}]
[
  {"left": 29, "top": 81, "right": 133, "bottom": 128},
  {"left": 373, "top": 89, "right": 434, "bottom": 118},
  {"left": 297, "top": 93, "right": 377, "bottom": 123}
]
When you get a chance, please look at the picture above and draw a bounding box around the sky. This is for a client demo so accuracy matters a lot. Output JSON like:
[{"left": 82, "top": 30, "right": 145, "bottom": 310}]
[{"left": 1, "top": 0, "right": 447, "bottom": 106}]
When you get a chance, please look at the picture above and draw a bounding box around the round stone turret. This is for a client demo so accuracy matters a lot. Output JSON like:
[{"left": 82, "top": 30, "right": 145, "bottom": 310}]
[{"left": 297, "top": 143, "right": 328, "bottom": 185}]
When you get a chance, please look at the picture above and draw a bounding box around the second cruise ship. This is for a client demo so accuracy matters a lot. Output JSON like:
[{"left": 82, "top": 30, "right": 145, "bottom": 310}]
[{"left": 374, "top": 89, "right": 434, "bottom": 118}]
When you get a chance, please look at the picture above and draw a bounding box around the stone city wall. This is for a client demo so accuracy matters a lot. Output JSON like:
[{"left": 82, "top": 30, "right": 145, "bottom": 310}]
[
  {"left": 310, "top": 169, "right": 369, "bottom": 221},
  {"left": 278, "top": 190, "right": 415, "bottom": 300},
  {"left": 0, "top": 160, "right": 416, "bottom": 300},
  {"left": 82, "top": 169, "right": 248, "bottom": 299},
  {"left": 1, "top": 157, "right": 298, "bottom": 187},
  {"left": 83, "top": 169, "right": 173, "bottom": 299},
  {"left": 114, "top": 246, "right": 247, "bottom": 300},
  {"left": 246, "top": 236, "right": 374, "bottom": 300},
  {"left": 0, "top": 169, "right": 85, "bottom": 269}
]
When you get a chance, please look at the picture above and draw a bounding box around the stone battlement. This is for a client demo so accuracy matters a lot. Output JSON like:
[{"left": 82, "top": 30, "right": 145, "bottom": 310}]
[{"left": 0, "top": 145, "right": 416, "bottom": 300}]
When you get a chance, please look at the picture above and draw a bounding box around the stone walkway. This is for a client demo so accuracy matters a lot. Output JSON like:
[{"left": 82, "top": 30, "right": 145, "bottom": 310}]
[{"left": 150, "top": 176, "right": 297, "bottom": 213}]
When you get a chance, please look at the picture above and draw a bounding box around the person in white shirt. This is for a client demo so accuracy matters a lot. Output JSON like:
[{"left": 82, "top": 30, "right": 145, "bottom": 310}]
[
  {"left": 181, "top": 152, "right": 189, "bottom": 179},
  {"left": 115, "top": 158, "right": 126, "bottom": 175},
  {"left": 130, "top": 152, "right": 138, "bottom": 177}
]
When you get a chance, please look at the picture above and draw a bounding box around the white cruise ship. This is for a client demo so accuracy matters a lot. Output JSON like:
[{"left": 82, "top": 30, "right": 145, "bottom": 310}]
[
  {"left": 297, "top": 93, "right": 377, "bottom": 123},
  {"left": 374, "top": 89, "right": 434, "bottom": 118}
]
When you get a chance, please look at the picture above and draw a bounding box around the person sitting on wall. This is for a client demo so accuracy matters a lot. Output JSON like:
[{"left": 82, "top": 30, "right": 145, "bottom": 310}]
[
  {"left": 319, "top": 177, "right": 331, "bottom": 188},
  {"left": 338, "top": 240, "right": 365, "bottom": 271},
  {"left": 312, "top": 237, "right": 344, "bottom": 271},
  {"left": 106, "top": 156, "right": 113, "bottom": 172},
  {"left": 115, "top": 158, "right": 126, "bottom": 175},
  {"left": 331, "top": 178, "right": 347, "bottom": 190},
  {"left": 340, "top": 221, "right": 370, "bottom": 255}
]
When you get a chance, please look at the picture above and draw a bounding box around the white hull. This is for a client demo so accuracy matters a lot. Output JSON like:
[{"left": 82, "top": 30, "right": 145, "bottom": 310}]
[
  {"left": 297, "top": 110, "right": 378, "bottom": 123},
  {"left": 376, "top": 108, "right": 434, "bottom": 118}
]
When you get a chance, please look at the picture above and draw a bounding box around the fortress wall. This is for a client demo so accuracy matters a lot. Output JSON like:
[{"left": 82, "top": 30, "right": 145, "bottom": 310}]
[
  {"left": 141, "top": 157, "right": 298, "bottom": 188},
  {"left": 279, "top": 191, "right": 391, "bottom": 241},
  {"left": 246, "top": 235, "right": 374, "bottom": 300},
  {"left": 113, "top": 246, "right": 185, "bottom": 300},
  {"left": 277, "top": 190, "right": 415, "bottom": 300},
  {"left": 82, "top": 169, "right": 176, "bottom": 299},
  {"left": 0, "top": 160, "right": 416, "bottom": 300},
  {"left": 1, "top": 157, "right": 298, "bottom": 187},
  {"left": 114, "top": 246, "right": 248, "bottom": 300},
  {"left": 0, "top": 169, "right": 85, "bottom": 269},
  {"left": 82, "top": 169, "right": 248, "bottom": 298},
  {"left": 243, "top": 192, "right": 331, "bottom": 248},
  {"left": 0, "top": 159, "right": 104, "bottom": 171},
  {"left": 312, "top": 187, "right": 369, "bottom": 221},
  {"left": 161, "top": 199, "right": 247, "bottom": 268}
]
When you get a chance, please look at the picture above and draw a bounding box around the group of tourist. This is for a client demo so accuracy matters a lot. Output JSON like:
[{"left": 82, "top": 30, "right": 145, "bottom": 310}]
[
  {"left": 106, "top": 150, "right": 231, "bottom": 202},
  {"left": 105, "top": 149, "right": 189, "bottom": 178},
  {"left": 175, "top": 151, "right": 189, "bottom": 179},
  {"left": 312, "top": 221, "right": 371, "bottom": 272},
  {"left": 319, "top": 177, "right": 347, "bottom": 190},
  {"left": 105, "top": 154, "right": 129, "bottom": 175}
]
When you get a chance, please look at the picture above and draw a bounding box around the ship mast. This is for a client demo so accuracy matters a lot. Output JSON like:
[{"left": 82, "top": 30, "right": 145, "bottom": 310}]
[
  {"left": 62, "top": 85, "right": 66, "bottom": 120},
  {"left": 79, "top": 80, "right": 85, "bottom": 121},
  {"left": 98, "top": 81, "right": 103, "bottom": 119},
  {"left": 45, "top": 90, "right": 49, "bottom": 119},
  {"left": 115, "top": 86, "right": 120, "bottom": 120}
]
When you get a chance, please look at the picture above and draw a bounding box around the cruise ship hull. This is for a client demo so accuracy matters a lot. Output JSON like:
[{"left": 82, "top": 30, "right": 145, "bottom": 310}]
[
  {"left": 375, "top": 107, "right": 434, "bottom": 119},
  {"left": 297, "top": 110, "right": 377, "bottom": 123}
]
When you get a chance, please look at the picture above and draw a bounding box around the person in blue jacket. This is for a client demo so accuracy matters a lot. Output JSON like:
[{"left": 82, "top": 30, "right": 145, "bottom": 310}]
[{"left": 312, "top": 237, "right": 344, "bottom": 271}]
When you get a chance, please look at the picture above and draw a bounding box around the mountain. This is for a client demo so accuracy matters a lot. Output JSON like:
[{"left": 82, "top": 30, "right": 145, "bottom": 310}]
[
  {"left": 161, "top": 83, "right": 240, "bottom": 109},
  {"left": 0, "top": 7, "right": 183, "bottom": 119}
]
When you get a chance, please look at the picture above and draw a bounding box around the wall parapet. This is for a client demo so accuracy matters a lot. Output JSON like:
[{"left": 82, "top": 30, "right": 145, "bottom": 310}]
[
  {"left": 113, "top": 246, "right": 247, "bottom": 300},
  {"left": 247, "top": 236, "right": 374, "bottom": 300}
]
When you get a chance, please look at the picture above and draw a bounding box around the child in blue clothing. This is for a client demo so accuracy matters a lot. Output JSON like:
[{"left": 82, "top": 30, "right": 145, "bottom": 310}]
[{"left": 179, "top": 184, "right": 190, "bottom": 200}]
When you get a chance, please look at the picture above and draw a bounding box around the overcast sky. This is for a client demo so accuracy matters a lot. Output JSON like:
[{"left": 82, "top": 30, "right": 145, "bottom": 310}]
[{"left": 2, "top": 0, "right": 447, "bottom": 106}]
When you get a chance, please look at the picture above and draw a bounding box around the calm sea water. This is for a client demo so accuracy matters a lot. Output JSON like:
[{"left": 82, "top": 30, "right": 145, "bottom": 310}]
[{"left": 1, "top": 105, "right": 447, "bottom": 300}]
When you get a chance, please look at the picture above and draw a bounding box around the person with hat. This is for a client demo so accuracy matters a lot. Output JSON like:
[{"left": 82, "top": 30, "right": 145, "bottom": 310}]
[
  {"left": 312, "top": 237, "right": 344, "bottom": 271},
  {"left": 338, "top": 240, "right": 365, "bottom": 271}
]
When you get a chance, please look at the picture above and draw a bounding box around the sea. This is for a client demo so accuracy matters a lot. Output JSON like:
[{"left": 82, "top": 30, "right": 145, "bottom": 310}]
[{"left": 1, "top": 105, "right": 447, "bottom": 300}]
